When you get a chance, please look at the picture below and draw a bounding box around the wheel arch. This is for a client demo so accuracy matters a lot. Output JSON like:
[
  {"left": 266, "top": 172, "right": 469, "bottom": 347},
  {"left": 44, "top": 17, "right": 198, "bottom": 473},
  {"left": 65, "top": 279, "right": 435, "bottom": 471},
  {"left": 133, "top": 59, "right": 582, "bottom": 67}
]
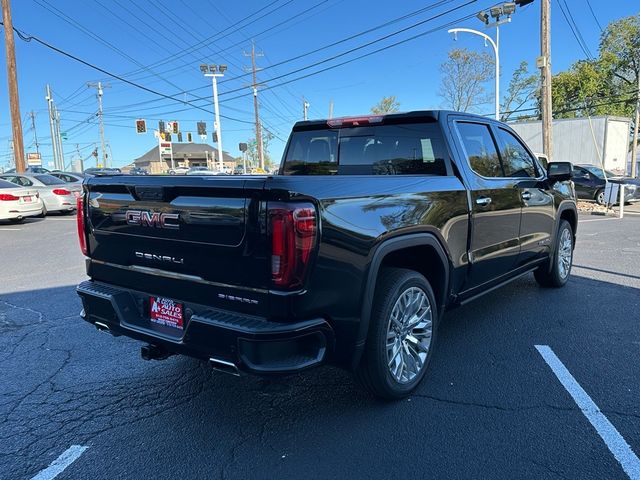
[{"left": 351, "top": 233, "right": 451, "bottom": 370}]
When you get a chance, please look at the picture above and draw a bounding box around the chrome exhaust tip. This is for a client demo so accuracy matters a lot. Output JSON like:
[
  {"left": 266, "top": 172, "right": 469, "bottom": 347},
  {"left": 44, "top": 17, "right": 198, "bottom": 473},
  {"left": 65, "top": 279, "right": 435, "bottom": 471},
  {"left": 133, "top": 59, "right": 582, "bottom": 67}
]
[
  {"left": 94, "top": 321, "right": 110, "bottom": 332},
  {"left": 209, "top": 357, "right": 241, "bottom": 377}
]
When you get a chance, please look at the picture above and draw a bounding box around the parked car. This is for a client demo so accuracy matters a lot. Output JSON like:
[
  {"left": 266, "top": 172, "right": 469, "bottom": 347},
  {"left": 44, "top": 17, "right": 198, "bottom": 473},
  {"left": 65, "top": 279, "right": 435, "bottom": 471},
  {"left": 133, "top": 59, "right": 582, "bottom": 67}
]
[
  {"left": 84, "top": 167, "right": 121, "bottom": 176},
  {"left": 2, "top": 166, "right": 51, "bottom": 174},
  {"left": 0, "top": 178, "right": 44, "bottom": 223},
  {"left": 128, "top": 167, "right": 149, "bottom": 175},
  {"left": 185, "top": 166, "right": 221, "bottom": 175},
  {"left": 76, "top": 110, "right": 577, "bottom": 399},
  {"left": 0, "top": 173, "right": 77, "bottom": 215},
  {"left": 571, "top": 164, "right": 640, "bottom": 205},
  {"left": 168, "top": 166, "right": 189, "bottom": 175}
]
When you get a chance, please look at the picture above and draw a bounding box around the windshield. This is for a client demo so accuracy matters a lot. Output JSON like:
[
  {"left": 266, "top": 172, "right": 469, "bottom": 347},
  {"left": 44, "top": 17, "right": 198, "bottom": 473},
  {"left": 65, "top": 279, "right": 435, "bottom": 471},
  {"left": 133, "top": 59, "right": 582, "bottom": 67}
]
[
  {"left": 282, "top": 122, "right": 449, "bottom": 176},
  {"left": 582, "top": 165, "right": 617, "bottom": 179}
]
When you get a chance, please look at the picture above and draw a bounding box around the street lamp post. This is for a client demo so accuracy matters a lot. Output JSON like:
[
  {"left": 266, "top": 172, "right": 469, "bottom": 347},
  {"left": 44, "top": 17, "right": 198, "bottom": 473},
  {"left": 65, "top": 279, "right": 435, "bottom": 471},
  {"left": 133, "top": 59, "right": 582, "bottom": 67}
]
[
  {"left": 448, "top": 27, "right": 500, "bottom": 120},
  {"left": 201, "top": 64, "right": 227, "bottom": 172},
  {"left": 448, "top": 2, "right": 523, "bottom": 120}
]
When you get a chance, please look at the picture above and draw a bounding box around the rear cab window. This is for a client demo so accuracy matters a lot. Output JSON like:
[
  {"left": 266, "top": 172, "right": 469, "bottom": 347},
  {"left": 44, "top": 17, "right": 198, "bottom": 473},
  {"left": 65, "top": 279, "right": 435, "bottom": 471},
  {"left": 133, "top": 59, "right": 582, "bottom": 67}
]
[{"left": 282, "top": 119, "right": 450, "bottom": 176}]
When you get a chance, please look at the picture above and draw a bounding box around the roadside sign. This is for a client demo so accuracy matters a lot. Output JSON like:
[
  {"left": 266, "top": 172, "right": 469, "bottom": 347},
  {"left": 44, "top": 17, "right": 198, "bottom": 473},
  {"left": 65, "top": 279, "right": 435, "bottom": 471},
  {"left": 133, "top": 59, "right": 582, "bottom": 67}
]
[
  {"left": 159, "top": 141, "right": 172, "bottom": 156},
  {"left": 26, "top": 152, "right": 42, "bottom": 166}
]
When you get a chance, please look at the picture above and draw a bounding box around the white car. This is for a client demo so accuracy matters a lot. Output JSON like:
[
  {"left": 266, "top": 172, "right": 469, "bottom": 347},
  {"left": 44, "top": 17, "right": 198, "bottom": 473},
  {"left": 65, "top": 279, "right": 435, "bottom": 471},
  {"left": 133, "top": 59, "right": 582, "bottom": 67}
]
[
  {"left": 0, "top": 173, "right": 78, "bottom": 215},
  {"left": 185, "top": 166, "right": 224, "bottom": 175},
  {"left": 0, "top": 178, "right": 44, "bottom": 223},
  {"left": 168, "top": 166, "right": 190, "bottom": 175}
]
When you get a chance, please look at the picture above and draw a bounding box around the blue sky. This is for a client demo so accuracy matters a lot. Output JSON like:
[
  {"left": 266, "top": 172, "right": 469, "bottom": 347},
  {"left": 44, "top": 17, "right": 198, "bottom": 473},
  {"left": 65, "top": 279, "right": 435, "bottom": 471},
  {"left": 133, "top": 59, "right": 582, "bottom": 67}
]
[{"left": 0, "top": 0, "right": 635, "bottom": 170}]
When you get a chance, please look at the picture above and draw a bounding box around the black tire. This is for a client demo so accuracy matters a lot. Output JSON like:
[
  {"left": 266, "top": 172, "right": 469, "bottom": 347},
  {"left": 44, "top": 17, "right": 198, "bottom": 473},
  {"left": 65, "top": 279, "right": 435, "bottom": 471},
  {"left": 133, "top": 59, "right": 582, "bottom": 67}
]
[
  {"left": 8, "top": 217, "right": 24, "bottom": 224},
  {"left": 356, "top": 268, "right": 438, "bottom": 400},
  {"left": 595, "top": 188, "right": 605, "bottom": 205},
  {"left": 534, "top": 219, "right": 573, "bottom": 288}
]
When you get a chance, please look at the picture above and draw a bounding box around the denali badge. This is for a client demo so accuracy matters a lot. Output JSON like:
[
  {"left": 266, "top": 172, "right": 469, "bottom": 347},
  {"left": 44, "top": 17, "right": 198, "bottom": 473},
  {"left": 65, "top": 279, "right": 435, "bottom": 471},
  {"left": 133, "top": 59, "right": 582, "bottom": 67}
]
[
  {"left": 125, "top": 210, "right": 179, "bottom": 230},
  {"left": 135, "top": 251, "right": 184, "bottom": 265}
]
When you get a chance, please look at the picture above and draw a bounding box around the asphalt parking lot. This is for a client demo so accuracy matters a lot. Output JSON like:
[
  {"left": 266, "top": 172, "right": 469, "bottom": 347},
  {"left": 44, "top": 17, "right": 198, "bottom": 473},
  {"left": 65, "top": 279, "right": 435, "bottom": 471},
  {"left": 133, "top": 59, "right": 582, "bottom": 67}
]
[{"left": 1, "top": 210, "right": 639, "bottom": 480}]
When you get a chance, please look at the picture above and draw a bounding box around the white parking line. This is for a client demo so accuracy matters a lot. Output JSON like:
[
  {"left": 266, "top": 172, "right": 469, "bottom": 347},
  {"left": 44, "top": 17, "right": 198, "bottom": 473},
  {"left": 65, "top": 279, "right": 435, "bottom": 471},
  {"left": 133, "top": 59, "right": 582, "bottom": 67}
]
[
  {"left": 0, "top": 228, "right": 21, "bottom": 231},
  {"left": 579, "top": 217, "right": 618, "bottom": 223},
  {"left": 31, "top": 445, "right": 88, "bottom": 480},
  {"left": 535, "top": 345, "right": 640, "bottom": 480}
]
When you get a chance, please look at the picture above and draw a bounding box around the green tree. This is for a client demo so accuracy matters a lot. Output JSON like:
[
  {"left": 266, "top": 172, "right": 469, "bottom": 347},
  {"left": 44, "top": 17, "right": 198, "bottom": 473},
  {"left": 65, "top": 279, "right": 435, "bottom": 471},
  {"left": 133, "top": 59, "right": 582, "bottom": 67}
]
[
  {"left": 245, "top": 130, "right": 275, "bottom": 170},
  {"left": 371, "top": 95, "right": 400, "bottom": 114},
  {"left": 543, "top": 14, "right": 639, "bottom": 119},
  {"left": 438, "top": 48, "right": 494, "bottom": 112},
  {"left": 501, "top": 61, "right": 539, "bottom": 121}
]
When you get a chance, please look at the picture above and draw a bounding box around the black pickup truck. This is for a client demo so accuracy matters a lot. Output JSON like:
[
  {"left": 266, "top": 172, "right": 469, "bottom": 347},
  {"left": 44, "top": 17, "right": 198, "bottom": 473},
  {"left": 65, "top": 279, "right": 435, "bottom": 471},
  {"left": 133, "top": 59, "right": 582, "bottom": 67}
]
[{"left": 76, "top": 111, "right": 577, "bottom": 399}]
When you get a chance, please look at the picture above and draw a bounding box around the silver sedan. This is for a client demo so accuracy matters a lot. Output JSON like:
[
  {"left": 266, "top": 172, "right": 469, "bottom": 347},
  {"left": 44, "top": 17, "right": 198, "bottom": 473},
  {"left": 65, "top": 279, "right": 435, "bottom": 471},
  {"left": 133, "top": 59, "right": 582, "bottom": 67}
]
[
  {"left": 0, "top": 178, "right": 44, "bottom": 223},
  {"left": 0, "top": 173, "right": 78, "bottom": 215}
]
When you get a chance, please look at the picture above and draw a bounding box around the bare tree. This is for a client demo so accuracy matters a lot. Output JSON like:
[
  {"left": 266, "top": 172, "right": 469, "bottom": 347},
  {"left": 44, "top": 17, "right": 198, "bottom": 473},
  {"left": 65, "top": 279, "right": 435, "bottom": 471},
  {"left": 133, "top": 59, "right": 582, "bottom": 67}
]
[
  {"left": 501, "top": 61, "right": 539, "bottom": 121},
  {"left": 438, "top": 48, "right": 494, "bottom": 112},
  {"left": 371, "top": 96, "right": 400, "bottom": 114}
]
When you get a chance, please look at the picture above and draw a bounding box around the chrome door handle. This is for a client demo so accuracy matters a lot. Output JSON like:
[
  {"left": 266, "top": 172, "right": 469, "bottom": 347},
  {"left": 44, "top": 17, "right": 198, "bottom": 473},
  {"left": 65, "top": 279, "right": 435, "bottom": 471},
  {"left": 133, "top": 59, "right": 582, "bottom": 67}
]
[
  {"left": 475, "top": 197, "right": 492, "bottom": 206},
  {"left": 521, "top": 191, "right": 532, "bottom": 201}
]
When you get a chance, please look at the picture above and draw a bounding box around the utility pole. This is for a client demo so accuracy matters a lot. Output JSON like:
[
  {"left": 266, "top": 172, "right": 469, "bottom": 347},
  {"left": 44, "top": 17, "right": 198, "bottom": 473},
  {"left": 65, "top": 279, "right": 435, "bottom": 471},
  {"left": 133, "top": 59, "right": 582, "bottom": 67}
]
[
  {"left": 328, "top": 99, "right": 334, "bottom": 119},
  {"left": 630, "top": 73, "right": 640, "bottom": 178},
  {"left": 54, "top": 105, "right": 64, "bottom": 169},
  {"left": 540, "top": 0, "right": 553, "bottom": 161},
  {"left": 244, "top": 42, "right": 264, "bottom": 170},
  {"left": 29, "top": 111, "right": 39, "bottom": 154},
  {"left": 75, "top": 144, "right": 84, "bottom": 173},
  {"left": 2, "top": 0, "right": 25, "bottom": 173},
  {"left": 45, "top": 85, "right": 59, "bottom": 170},
  {"left": 87, "top": 81, "right": 110, "bottom": 168},
  {"left": 303, "top": 98, "right": 310, "bottom": 120}
]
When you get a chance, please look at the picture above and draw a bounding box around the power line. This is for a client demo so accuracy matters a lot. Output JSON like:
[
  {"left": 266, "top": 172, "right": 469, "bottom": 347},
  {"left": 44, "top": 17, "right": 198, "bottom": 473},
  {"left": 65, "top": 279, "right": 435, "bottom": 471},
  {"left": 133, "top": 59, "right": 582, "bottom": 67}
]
[
  {"left": 218, "top": 7, "right": 479, "bottom": 104},
  {"left": 207, "top": 0, "right": 474, "bottom": 101},
  {"left": 585, "top": 0, "right": 603, "bottom": 32},
  {"left": 556, "top": 0, "right": 593, "bottom": 59},
  {"left": 3, "top": 23, "right": 254, "bottom": 125}
]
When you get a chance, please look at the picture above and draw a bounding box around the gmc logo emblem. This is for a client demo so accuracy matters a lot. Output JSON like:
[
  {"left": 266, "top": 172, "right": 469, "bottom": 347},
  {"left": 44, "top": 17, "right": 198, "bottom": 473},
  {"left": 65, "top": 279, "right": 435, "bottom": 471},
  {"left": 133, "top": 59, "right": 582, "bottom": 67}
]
[{"left": 125, "top": 210, "right": 180, "bottom": 230}]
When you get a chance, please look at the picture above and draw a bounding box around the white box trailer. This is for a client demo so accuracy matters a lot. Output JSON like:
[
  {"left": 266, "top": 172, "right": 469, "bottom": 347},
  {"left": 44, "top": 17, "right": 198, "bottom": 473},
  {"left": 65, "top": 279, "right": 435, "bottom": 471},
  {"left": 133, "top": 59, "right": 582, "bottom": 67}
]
[{"left": 509, "top": 116, "right": 631, "bottom": 174}]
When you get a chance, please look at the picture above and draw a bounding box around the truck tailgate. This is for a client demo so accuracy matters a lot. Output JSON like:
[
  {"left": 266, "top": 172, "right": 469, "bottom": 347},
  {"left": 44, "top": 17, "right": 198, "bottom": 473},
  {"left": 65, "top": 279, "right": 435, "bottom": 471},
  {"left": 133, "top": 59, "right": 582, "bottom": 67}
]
[{"left": 85, "top": 176, "right": 270, "bottom": 293}]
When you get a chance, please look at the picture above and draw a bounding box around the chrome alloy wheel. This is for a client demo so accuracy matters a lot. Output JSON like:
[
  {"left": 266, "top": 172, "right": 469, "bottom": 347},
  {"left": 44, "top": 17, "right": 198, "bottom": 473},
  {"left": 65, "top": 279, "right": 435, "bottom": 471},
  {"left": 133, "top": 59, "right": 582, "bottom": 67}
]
[
  {"left": 386, "top": 286, "right": 433, "bottom": 384},
  {"left": 558, "top": 228, "right": 573, "bottom": 279}
]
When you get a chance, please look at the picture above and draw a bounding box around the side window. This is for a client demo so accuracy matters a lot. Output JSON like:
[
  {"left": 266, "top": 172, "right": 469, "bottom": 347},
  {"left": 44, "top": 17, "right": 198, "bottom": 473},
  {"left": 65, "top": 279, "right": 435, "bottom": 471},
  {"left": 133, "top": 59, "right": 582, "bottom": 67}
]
[
  {"left": 572, "top": 167, "right": 589, "bottom": 179},
  {"left": 495, "top": 128, "right": 537, "bottom": 178},
  {"left": 18, "top": 177, "right": 33, "bottom": 186},
  {"left": 457, "top": 122, "right": 503, "bottom": 178}
]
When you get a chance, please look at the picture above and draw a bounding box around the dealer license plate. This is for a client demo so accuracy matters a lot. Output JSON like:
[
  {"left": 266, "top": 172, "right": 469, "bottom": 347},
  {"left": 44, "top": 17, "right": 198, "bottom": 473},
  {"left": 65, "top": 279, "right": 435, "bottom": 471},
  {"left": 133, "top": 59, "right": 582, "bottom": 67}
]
[{"left": 149, "top": 296, "right": 184, "bottom": 330}]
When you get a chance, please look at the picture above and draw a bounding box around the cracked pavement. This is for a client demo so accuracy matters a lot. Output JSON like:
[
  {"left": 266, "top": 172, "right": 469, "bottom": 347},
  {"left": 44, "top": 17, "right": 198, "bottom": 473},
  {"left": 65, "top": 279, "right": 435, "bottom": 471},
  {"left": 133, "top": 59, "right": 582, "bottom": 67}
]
[{"left": 1, "top": 213, "right": 639, "bottom": 479}]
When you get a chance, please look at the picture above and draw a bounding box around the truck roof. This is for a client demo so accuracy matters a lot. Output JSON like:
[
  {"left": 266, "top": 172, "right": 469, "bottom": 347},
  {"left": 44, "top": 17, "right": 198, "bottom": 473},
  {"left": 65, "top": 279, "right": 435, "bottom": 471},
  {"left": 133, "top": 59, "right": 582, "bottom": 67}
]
[{"left": 292, "top": 110, "right": 496, "bottom": 130}]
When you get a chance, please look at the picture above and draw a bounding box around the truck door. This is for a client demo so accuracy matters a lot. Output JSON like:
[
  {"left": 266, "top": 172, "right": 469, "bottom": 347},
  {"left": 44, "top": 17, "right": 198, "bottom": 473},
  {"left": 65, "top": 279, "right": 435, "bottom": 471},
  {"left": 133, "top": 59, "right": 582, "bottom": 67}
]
[
  {"left": 454, "top": 121, "right": 522, "bottom": 289},
  {"left": 493, "top": 126, "right": 554, "bottom": 266}
]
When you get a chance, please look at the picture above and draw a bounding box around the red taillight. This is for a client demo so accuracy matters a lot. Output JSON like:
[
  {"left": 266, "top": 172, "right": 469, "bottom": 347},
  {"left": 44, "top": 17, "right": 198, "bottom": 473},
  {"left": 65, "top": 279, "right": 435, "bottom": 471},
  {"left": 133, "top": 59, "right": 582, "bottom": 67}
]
[
  {"left": 76, "top": 195, "right": 88, "bottom": 256},
  {"left": 269, "top": 202, "right": 317, "bottom": 289},
  {"left": 53, "top": 189, "right": 71, "bottom": 196},
  {"left": 0, "top": 194, "right": 19, "bottom": 201},
  {"left": 327, "top": 115, "right": 383, "bottom": 127}
]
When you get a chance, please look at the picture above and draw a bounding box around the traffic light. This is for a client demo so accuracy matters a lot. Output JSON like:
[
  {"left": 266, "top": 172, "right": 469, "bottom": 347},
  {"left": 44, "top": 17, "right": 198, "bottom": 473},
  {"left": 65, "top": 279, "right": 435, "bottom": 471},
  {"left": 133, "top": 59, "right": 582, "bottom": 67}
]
[
  {"left": 159, "top": 121, "right": 165, "bottom": 133},
  {"left": 178, "top": 132, "right": 183, "bottom": 142},
  {"left": 165, "top": 133, "right": 172, "bottom": 142},
  {"left": 197, "top": 121, "right": 206, "bottom": 136},
  {"left": 212, "top": 131, "right": 218, "bottom": 143},
  {"left": 136, "top": 119, "right": 146, "bottom": 134},
  {"left": 187, "top": 132, "right": 193, "bottom": 142},
  {"left": 172, "top": 121, "right": 179, "bottom": 134}
]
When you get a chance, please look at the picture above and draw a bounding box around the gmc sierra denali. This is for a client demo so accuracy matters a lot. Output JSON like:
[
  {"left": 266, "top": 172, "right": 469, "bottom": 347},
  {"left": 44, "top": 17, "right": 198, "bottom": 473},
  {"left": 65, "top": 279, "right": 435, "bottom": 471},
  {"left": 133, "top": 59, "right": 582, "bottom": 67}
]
[{"left": 76, "top": 111, "right": 577, "bottom": 399}]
